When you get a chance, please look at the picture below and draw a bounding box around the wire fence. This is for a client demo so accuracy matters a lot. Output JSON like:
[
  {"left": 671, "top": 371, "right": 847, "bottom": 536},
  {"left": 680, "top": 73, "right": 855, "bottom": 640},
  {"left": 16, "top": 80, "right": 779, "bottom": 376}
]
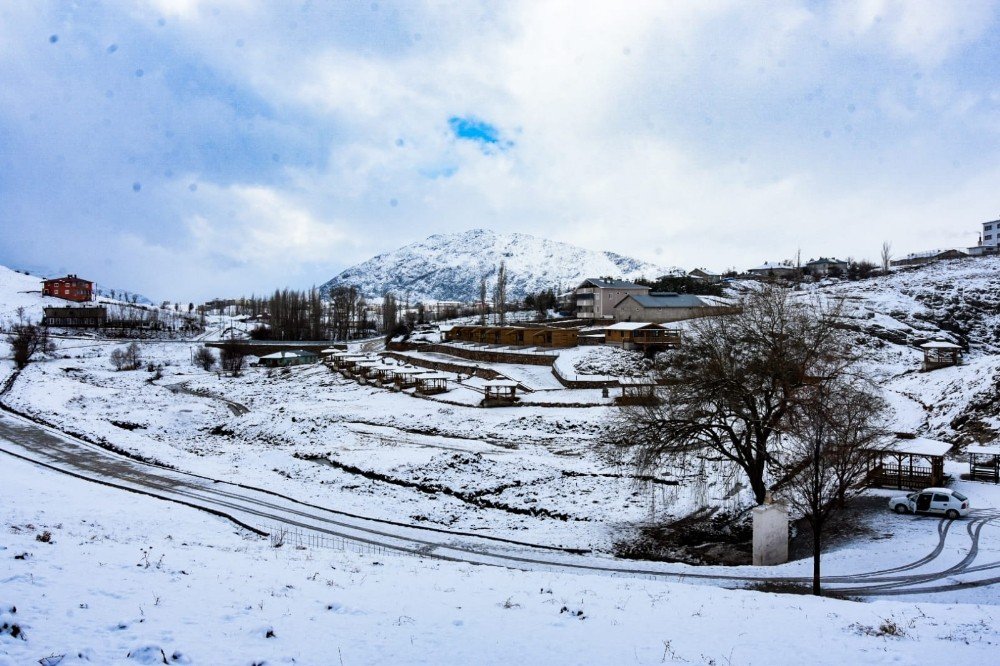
[{"left": 256, "top": 523, "right": 407, "bottom": 558}]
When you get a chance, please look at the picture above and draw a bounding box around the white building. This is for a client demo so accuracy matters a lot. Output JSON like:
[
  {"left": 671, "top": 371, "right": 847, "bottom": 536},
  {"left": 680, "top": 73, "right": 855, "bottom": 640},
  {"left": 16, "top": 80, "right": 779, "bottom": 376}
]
[
  {"left": 573, "top": 278, "right": 650, "bottom": 320},
  {"left": 982, "top": 218, "right": 999, "bottom": 248}
]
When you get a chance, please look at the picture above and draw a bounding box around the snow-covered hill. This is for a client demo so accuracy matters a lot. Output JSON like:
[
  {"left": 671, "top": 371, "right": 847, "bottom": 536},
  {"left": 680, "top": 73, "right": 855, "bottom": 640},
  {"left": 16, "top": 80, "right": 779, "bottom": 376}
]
[
  {"left": 321, "top": 229, "right": 681, "bottom": 302},
  {"left": 814, "top": 255, "right": 1000, "bottom": 354}
]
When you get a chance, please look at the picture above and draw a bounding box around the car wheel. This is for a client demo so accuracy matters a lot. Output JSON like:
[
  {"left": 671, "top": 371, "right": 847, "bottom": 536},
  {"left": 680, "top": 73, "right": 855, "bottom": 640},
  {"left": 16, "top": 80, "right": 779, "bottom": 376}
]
[
  {"left": 946, "top": 509, "right": 960, "bottom": 520},
  {"left": 894, "top": 504, "right": 909, "bottom": 514}
]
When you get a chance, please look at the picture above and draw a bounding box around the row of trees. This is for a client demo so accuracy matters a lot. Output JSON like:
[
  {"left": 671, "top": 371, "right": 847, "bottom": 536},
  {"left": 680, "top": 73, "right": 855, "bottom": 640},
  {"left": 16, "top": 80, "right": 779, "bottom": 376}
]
[{"left": 607, "top": 286, "right": 890, "bottom": 595}]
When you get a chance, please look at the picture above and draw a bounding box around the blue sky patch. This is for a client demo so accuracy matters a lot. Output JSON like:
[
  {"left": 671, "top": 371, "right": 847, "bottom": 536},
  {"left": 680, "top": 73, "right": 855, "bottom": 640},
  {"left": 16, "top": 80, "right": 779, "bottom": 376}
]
[{"left": 448, "top": 116, "right": 511, "bottom": 151}]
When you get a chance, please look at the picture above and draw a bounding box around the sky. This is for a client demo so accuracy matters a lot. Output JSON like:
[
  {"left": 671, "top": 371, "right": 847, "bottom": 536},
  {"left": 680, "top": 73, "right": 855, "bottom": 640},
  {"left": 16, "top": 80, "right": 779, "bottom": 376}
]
[{"left": 1, "top": 0, "right": 998, "bottom": 302}]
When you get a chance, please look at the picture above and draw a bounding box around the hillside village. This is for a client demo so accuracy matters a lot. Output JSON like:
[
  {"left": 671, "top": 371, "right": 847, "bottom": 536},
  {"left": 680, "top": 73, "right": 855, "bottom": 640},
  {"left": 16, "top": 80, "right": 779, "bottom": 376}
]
[{"left": 3, "top": 215, "right": 1000, "bottom": 662}]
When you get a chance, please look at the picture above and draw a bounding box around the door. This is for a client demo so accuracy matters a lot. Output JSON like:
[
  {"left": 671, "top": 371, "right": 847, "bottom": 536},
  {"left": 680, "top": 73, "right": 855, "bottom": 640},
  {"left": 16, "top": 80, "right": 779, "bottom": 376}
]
[
  {"left": 931, "top": 493, "right": 951, "bottom": 514},
  {"left": 916, "top": 493, "right": 932, "bottom": 512}
]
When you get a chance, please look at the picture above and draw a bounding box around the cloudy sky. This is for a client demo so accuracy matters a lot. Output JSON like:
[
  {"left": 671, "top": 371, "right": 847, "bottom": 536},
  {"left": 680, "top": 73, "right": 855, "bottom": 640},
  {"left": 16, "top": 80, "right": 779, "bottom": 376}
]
[{"left": 1, "top": 1, "right": 998, "bottom": 301}]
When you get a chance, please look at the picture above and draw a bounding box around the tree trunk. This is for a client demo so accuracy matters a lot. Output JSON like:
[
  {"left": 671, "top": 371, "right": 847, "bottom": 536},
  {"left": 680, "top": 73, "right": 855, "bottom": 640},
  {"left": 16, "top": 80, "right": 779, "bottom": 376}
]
[{"left": 812, "top": 521, "right": 822, "bottom": 596}]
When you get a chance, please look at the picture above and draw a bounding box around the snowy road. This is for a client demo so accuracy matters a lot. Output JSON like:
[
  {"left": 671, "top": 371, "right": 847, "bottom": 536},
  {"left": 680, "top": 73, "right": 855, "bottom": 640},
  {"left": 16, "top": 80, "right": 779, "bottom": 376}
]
[{"left": 2, "top": 407, "right": 999, "bottom": 598}]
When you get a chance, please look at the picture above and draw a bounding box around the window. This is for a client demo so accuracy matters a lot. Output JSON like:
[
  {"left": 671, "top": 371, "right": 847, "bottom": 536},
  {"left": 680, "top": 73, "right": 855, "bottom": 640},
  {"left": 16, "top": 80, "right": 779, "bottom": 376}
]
[
  {"left": 952, "top": 491, "right": 968, "bottom": 501},
  {"left": 933, "top": 494, "right": 949, "bottom": 503}
]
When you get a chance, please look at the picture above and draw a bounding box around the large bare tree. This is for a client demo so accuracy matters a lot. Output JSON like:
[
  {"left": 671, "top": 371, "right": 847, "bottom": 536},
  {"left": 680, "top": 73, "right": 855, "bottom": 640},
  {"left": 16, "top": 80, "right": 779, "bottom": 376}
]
[
  {"left": 605, "top": 285, "right": 861, "bottom": 505},
  {"left": 777, "top": 376, "right": 889, "bottom": 595}
]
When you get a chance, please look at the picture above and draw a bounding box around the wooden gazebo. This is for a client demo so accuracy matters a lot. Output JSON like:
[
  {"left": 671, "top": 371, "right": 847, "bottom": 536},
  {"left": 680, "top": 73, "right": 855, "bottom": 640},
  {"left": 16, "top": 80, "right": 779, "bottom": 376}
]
[
  {"left": 415, "top": 373, "right": 450, "bottom": 395},
  {"left": 616, "top": 377, "right": 659, "bottom": 405},
  {"left": 866, "top": 436, "right": 952, "bottom": 490},
  {"left": 921, "top": 341, "right": 963, "bottom": 371},
  {"left": 968, "top": 444, "right": 1000, "bottom": 484},
  {"left": 392, "top": 368, "right": 429, "bottom": 389},
  {"left": 482, "top": 380, "right": 519, "bottom": 406}
]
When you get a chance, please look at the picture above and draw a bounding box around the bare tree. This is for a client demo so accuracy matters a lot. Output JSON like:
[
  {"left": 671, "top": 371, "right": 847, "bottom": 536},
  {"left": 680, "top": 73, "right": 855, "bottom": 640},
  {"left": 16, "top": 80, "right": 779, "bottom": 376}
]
[
  {"left": 493, "top": 260, "right": 508, "bottom": 327},
  {"left": 880, "top": 241, "right": 892, "bottom": 273},
  {"left": 219, "top": 339, "right": 248, "bottom": 377},
  {"left": 193, "top": 346, "right": 216, "bottom": 371},
  {"left": 7, "top": 323, "right": 55, "bottom": 370},
  {"left": 478, "top": 276, "right": 488, "bottom": 326},
  {"left": 604, "top": 285, "right": 858, "bottom": 505},
  {"left": 109, "top": 341, "right": 143, "bottom": 371},
  {"left": 777, "top": 377, "right": 889, "bottom": 595},
  {"left": 382, "top": 292, "right": 398, "bottom": 335}
]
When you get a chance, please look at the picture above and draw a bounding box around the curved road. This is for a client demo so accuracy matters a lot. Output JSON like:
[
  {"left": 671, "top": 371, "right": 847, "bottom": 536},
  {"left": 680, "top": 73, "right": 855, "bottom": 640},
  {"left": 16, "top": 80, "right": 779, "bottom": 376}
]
[{"left": 1, "top": 408, "right": 997, "bottom": 598}]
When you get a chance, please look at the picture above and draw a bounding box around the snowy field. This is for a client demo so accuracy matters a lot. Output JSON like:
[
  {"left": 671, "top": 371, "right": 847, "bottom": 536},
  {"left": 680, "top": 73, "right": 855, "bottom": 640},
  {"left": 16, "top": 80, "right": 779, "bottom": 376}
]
[{"left": 4, "top": 452, "right": 1000, "bottom": 665}]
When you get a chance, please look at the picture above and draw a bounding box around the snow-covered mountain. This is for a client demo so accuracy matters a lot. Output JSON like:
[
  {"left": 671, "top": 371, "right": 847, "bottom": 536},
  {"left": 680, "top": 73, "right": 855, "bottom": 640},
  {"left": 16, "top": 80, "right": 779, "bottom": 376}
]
[{"left": 321, "top": 229, "right": 682, "bottom": 302}]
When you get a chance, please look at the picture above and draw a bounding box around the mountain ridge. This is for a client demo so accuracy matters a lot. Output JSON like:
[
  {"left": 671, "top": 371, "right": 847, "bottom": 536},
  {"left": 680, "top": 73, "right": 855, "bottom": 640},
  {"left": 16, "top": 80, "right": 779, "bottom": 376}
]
[{"left": 320, "top": 229, "right": 681, "bottom": 302}]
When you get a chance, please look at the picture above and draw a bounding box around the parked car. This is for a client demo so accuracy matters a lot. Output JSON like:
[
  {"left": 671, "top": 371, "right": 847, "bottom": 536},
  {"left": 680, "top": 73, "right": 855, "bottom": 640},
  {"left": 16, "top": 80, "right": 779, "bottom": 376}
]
[{"left": 888, "top": 488, "right": 970, "bottom": 519}]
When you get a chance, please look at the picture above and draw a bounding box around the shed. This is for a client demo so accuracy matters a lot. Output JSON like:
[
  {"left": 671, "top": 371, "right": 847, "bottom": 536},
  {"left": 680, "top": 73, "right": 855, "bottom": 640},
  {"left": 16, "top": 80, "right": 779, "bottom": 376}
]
[
  {"left": 920, "top": 341, "right": 963, "bottom": 371},
  {"left": 258, "top": 350, "right": 319, "bottom": 368},
  {"left": 482, "top": 379, "right": 519, "bottom": 406},
  {"left": 968, "top": 444, "right": 1000, "bottom": 484},
  {"left": 866, "top": 437, "right": 952, "bottom": 490},
  {"left": 415, "top": 373, "right": 450, "bottom": 395}
]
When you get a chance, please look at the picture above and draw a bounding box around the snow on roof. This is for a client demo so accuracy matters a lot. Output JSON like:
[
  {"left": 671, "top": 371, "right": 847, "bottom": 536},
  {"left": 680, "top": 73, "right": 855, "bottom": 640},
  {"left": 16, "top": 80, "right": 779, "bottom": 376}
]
[
  {"left": 968, "top": 444, "right": 1000, "bottom": 456},
  {"left": 320, "top": 348, "right": 343, "bottom": 354},
  {"left": 882, "top": 437, "right": 953, "bottom": 457},
  {"left": 748, "top": 262, "right": 795, "bottom": 271},
  {"left": 628, "top": 293, "right": 706, "bottom": 308},
  {"left": 483, "top": 380, "right": 519, "bottom": 387},
  {"left": 619, "top": 377, "right": 658, "bottom": 386},
  {"left": 605, "top": 322, "right": 658, "bottom": 331},
  {"left": 689, "top": 268, "right": 721, "bottom": 276},
  {"left": 259, "top": 350, "right": 314, "bottom": 360},
  {"left": 920, "top": 341, "right": 963, "bottom": 349},
  {"left": 900, "top": 247, "right": 970, "bottom": 261},
  {"left": 438, "top": 325, "right": 455, "bottom": 332},
  {"left": 416, "top": 373, "right": 450, "bottom": 380},
  {"left": 579, "top": 278, "right": 647, "bottom": 290},
  {"left": 805, "top": 257, "right": 847, "bottom": 265}
]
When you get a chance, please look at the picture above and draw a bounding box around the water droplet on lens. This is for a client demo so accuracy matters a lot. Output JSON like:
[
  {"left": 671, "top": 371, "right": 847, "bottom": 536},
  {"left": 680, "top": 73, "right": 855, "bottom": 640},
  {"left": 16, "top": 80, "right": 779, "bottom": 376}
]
[
  {"left": 135, "top": 68, "right": 144, "bottom": 77},
  {"left": 189, "top": 183, "right": 198, "bottom": 192},
  {"left": 389, "top": 198, "right": 398, "bottom": 207},
  {"left": 132, "top": 182, "right": 142, "bottom": 192},
  {"left": 49, "top": 34, "right": 58, "bottom": 44},
  {"left": 107, "top": 44, "right": 118, "bottom": 54}
]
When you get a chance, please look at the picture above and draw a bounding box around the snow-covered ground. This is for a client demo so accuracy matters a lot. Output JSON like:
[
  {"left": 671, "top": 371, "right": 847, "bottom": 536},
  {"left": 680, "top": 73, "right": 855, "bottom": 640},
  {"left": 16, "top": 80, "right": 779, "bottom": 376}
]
[{"left": 4, "top": 452, "right": 1000, "bottom": 665}]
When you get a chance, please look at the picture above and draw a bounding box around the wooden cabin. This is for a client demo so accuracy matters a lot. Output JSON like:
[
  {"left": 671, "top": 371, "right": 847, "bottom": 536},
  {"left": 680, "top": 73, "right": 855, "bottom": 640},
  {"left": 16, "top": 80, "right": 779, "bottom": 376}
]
[
  {"left": 482, "top": 380, "right": 519, "bottom": 406},
  {"left": 415, "top": 373, "right": 450, "bottom": 395},
  {"left": 968, "top": 444, "right": 1000, "bottom": 484},
  {"left": 866, "top": 437, "right": 952, "bottom": 490},
  {"left": 443, "top": 325, "right": 578, "bottom": 348},
  {"left": 921, "top": 341, "right": 963, "bottom": 371}
]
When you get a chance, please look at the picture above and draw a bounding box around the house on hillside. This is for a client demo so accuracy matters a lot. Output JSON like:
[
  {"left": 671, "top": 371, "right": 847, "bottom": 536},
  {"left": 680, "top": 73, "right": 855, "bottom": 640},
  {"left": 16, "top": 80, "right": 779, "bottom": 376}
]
[
  {"left": 41, "top": 274, "right": 93, "bottom": 302},
  {"left": 688, "top": 268, "right": 723, "bottom": 284},
  {"left": 573, "top": 278, "right": 650, "bottom": 320},
  {"left": 805, "top": 257, "right": 849, "bottom": 277},
  {"left": 982, "top": 218, "right": 1000, "bottom": 249},
  {"left": 611, "top": 292, "right": 711, "bottom": 324},
  {"left": 891, "top": 248, "right": 969, "bottom": 267},
  {"left": 745, "top": 261, "right": 796, "bottom": 279},
  {"left": 41, "top": 306, "right": 106, "bottom": 327}
]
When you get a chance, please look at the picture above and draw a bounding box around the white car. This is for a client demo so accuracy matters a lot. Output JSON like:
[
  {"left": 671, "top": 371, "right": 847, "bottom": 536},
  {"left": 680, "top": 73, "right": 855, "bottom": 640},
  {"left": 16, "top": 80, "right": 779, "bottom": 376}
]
[{"left": 889, "top": 488, "right": 970, "bottom": 519}]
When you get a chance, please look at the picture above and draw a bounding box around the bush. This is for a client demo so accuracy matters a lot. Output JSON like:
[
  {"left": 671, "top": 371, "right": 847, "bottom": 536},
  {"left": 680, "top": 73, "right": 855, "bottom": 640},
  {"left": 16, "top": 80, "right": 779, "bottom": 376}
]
[
  {"left": 193, "top": 346, "right": 216, "bottom": 371},
  {"left": 109, "top": 341, "right": 142, "bottom": 371}
]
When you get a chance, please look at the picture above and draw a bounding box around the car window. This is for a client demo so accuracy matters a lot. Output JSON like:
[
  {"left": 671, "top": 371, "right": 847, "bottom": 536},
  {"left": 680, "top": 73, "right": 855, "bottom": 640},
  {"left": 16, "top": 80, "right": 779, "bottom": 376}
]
[
  {"left": 952, "top": 491, "right": 968, "bottom": 501},
  {"left": 933, "top": 494, "right": 949, "bottom": 502}
]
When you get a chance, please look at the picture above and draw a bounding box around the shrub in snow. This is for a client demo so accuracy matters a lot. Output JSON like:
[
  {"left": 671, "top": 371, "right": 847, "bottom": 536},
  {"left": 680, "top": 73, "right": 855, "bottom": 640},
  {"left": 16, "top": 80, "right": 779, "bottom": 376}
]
[
  {"left": 125, "top": 645, "right": 169, "bottom": 663},
  {"left": 1, "top": 604, "right": 25, "bottom": 641}
]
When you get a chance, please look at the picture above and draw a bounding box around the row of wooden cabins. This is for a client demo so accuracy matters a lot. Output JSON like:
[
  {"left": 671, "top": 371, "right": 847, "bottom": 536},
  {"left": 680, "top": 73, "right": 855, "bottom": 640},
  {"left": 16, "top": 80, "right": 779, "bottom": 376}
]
[{"left": 444, "top": 323, "right": 683, "bottom": 351}]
